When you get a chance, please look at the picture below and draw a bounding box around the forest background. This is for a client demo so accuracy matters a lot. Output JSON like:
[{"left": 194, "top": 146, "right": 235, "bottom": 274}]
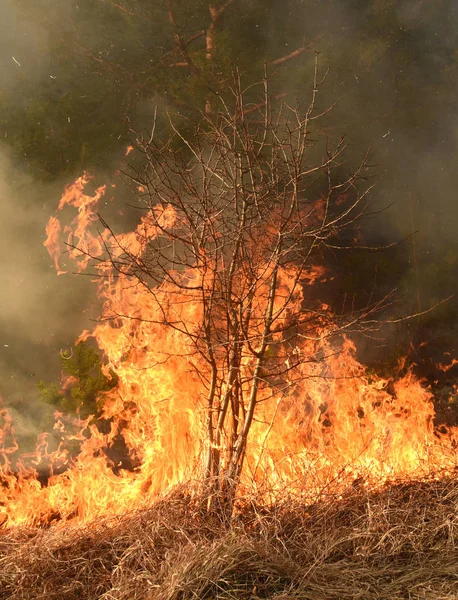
[{"left": 0, "top": 0, "right": 457, "bottom": 438}]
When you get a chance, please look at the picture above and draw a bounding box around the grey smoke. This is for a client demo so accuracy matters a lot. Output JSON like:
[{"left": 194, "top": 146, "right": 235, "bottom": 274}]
[
  {"left": 0, "top": 0, "right": 457, "bottom": 413},
  {"left": 0, "top": 146, "right": 97, "bottom": 407}
]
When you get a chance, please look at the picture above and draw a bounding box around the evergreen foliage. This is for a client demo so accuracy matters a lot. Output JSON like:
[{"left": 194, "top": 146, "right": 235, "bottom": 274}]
[
  {"left": 3, "top": 0, "right": 457, "bottom": 179},
  {"left": 38, "top": 341, "right": 118, "bottom": 418}
]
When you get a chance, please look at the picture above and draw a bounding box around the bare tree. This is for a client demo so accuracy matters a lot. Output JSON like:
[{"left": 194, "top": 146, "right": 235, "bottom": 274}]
[{"left": 87, "top": 60, "right": 386, "bottom": 517}]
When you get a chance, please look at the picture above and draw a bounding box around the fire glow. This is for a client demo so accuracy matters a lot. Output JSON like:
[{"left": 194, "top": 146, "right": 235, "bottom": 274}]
[{"left": 0, "top": 174, "right": 457, "bottom": 529}]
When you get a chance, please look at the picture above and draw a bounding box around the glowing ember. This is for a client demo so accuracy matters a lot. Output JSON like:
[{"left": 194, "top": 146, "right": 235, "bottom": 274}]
[{"left": 0, "top": 174, "right": 457, "bottom": 528}]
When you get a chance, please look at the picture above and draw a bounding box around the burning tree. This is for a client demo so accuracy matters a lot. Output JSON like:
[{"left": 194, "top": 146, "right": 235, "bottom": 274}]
[
  {"left": 2, "top": 64, "right": 457, "bottom": 529},
  {"left": 96, "top": 64, "right": 383, "bottom": 513}
]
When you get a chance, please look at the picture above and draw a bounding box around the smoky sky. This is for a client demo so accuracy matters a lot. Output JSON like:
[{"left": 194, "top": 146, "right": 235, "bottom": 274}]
[{"left": 0, "top": 0, "right": 458, "bottom": 408}]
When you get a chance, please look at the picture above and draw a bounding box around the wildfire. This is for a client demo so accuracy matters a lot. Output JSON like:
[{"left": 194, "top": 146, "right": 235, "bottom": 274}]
[{"left": 0, "top": 173, "right": 457, "bottom": 529}]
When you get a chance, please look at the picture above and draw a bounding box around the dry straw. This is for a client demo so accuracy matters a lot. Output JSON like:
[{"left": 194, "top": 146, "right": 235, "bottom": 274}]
[{"left": 2, "top": 477, "right": 458, "bottom": 599}]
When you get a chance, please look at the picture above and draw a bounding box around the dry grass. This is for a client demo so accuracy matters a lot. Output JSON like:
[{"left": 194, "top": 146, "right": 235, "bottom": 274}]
[{"left": 2, "top": 477, "right": 458, "bottom": 599}]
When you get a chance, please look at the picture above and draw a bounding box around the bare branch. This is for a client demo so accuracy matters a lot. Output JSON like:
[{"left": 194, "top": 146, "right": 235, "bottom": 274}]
[{"left": 166, "top": 0, "right": 199, "bottom": 73}]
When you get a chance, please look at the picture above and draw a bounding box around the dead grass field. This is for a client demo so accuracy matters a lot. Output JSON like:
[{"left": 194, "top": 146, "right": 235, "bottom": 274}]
[{"left": 2, "top": 477, "right": 458, "bottom": 599}]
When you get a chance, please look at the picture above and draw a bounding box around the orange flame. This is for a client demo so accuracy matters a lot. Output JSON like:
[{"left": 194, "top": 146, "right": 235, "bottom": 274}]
[
  {"left": 439, "top": 358, "right": 458, "bottom": 373},
  {"left": 1, "top": 175, "right": 457, "bottom": 528},
  {"left": 43, "top": 216, "right": 66, "bottom": 275}
]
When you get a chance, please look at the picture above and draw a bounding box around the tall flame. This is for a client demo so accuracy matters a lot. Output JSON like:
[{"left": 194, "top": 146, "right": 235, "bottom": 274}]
[{"left": 0, "top": 174, "right": 457, "bottom": 528}]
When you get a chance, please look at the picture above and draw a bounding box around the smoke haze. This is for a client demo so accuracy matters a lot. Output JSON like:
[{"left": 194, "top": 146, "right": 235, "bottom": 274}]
[
  {"left": 0, "top": 0, "right": 457, "bottom": 408},
  {"left": 0, "top": 147, "right": 97, "bottom": 407}
]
